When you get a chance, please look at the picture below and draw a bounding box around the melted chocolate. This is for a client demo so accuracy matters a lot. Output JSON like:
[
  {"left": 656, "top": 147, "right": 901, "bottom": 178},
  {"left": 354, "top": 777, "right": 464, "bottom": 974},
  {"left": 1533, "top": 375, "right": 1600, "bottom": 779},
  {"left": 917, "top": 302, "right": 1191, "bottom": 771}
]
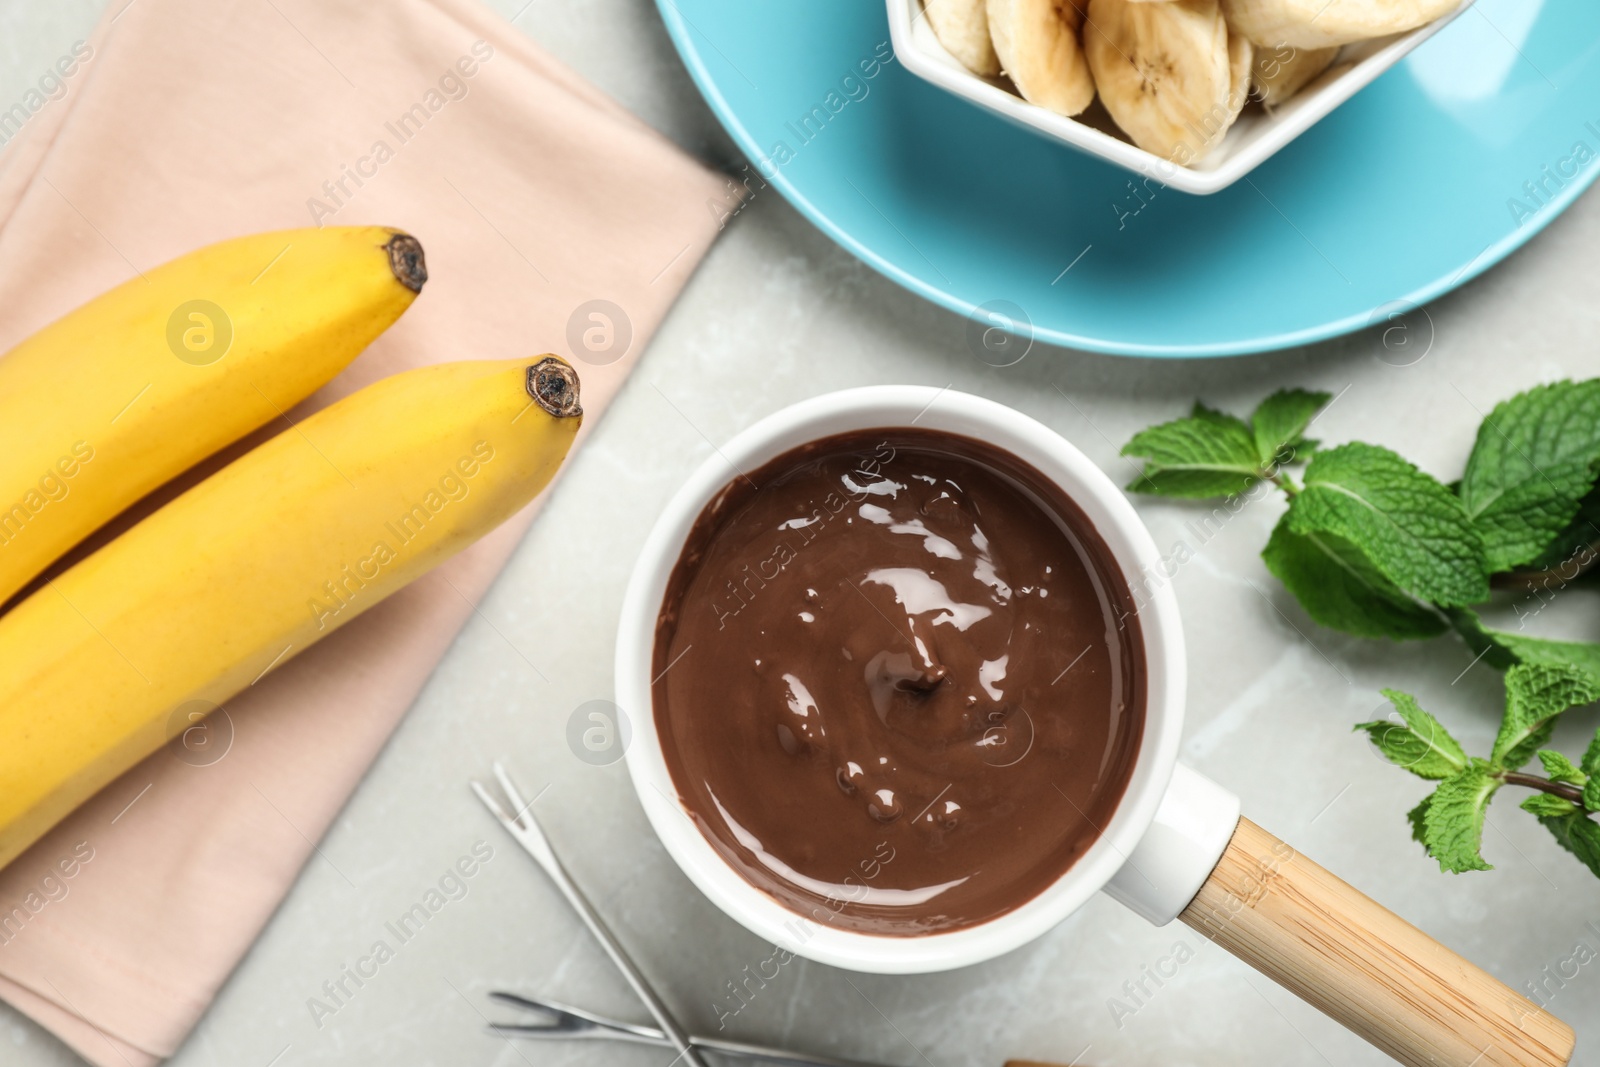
[{"left": 652, "top": 429, "right": 1143, "bottom": 935}]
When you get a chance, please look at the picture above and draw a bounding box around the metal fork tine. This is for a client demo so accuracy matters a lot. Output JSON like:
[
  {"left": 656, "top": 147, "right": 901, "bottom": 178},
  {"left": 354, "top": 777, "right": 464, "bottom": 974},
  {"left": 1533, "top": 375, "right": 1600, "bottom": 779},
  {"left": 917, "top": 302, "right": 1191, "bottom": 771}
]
[
  {"left": 493, "top": 991, "right": 650, "bottom": 1034},
  {"left": 490, "top": 991, "right": 901, "bottom": 1067},
  {"left": 469, "top": 779, "right": 513, "bottom": 826},
  {"left": 488, "top": 1024, "right": 576, "bottom": 1039},
  {"left": 476, "top": 761, "right": 706, "bottom": 1067},
  {"left": 488, "top": 991, "right": 668, "bottom": 1047},
  {"left": 489, "top": 990, "right": 561, "bottom": 1020},
  {"left": 475, "top": 767, "right": 558, "bottom": 875},
  {"left": 492, "top": 760, "right": 532, "bottom": 826}
]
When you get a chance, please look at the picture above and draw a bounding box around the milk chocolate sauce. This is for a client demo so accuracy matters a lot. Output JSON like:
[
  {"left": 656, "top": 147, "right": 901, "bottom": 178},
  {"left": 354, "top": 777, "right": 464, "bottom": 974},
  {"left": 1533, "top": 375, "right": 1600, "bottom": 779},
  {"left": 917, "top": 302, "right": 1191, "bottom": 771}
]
[{"left": 652, "top": 429, "right": 1143, "bottom": 935}]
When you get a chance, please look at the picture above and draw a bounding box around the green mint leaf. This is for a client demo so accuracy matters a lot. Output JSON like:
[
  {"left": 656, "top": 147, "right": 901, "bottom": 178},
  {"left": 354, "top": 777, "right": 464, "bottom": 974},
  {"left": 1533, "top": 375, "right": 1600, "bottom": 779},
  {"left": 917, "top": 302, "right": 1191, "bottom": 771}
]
[
  {"left": 1261, "top": 521, "right": 1447, "bottom": 640},
  {"left": 1447, "top": 608, "right": 1600, "bottom": 678},
  {"left": 1121, "top": 403, "right": 1263, "bottom": 499},
  {"left": 1538, "top": 812, "right": 1600, "bottom": 879},
  {"left": 1525, "top": 485, "right": 1600, "bottom": 571},
  {"left": 1420, "top": 762, "right": 1498, "bottom": 873},
  {"left": 1459, "top": 380, "right": 1600, "bottom": 573},
  {"left": 1250, "top": 388, "right": 1331, "bottom": 471},
  {"left": 1537, "top": 750, "right": 1587, "bottom": 785},
  {"left": 1522, "top": 794, "right": 1579, "bottom": 818},
  {"left": 1354, "top": 689, "right": 1469, "bottom": 779},
  {"left": 1191, "top": 401, "right": 1252, "bottom": 432},
  {"left": 1584, "top": 728, "right": 1600, "bottom": 777},
  {"left": 1498, "top": 633, "right": 1600, "bottom": 677},
  {"left": 1576, "top": 726, "right": 1600, "bottom": 808},
  {"left": 1490, "top": 663, "right": 1600, "bottom": 770},
  {"left": 1407, "top": 795, "right": 1430, "bottom": 844},
  {"left": 1288, "top": 443, "right": 1488, "bottom": 607}
]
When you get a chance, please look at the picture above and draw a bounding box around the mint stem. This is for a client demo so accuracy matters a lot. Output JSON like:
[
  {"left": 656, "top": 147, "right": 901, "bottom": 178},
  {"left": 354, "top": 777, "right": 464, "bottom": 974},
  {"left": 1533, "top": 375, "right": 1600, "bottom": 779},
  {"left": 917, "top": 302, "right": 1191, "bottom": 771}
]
[
  {"left": 1497, "top": 771, "right": 1585, "bottom": 805},
  {"left": 1489, "top": 538, "right": 1600, "bottom": 592},
  {"left": 1271, "top": 472, "right": 1300, "bottom": 497}
]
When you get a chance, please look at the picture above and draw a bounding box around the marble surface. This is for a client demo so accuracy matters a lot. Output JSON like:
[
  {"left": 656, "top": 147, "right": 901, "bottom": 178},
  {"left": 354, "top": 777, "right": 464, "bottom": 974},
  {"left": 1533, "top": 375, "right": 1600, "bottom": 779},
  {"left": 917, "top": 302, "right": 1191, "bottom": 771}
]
[{"left": 4, "top": 2, "right": 1600, "bottom": 1065}]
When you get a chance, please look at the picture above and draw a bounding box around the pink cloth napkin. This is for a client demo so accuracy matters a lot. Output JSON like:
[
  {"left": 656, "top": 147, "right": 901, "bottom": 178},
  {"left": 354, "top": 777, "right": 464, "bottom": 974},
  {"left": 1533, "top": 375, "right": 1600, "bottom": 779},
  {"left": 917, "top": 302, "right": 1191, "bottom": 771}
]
[{"left": 0, "top": 1, "right": 731, "bottom": 1062}]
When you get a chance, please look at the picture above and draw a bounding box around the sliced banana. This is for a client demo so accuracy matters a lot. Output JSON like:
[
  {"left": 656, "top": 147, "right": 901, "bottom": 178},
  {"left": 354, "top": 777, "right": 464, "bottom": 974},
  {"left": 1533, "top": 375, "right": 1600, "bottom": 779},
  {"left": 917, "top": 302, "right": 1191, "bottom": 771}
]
[
  {"left": 987, "top": 0, "right": 1096, "bottom": 118},
  {"left": 923, "top": 0, "right": 1002, "bottom": 76},
  {"left": 1226, "top": 31, "right": 1253, "bottom": 126},
  {"left": 1084, "top": 0, "right": 1236, "bottom": 162},
  {"left": 1250, "top": 44, "right": 1340, "bottom": 106},
  {"left": 1220, "top": 0, "right": 1460, "bottom": 49}
]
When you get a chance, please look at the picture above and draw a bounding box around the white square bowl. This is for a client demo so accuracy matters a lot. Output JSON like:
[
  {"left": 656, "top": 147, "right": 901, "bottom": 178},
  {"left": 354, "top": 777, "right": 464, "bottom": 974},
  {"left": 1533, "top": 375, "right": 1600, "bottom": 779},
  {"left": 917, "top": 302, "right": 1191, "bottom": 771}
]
[{"left": 886, "top": 0, "right": 1473, "bottom": 195}]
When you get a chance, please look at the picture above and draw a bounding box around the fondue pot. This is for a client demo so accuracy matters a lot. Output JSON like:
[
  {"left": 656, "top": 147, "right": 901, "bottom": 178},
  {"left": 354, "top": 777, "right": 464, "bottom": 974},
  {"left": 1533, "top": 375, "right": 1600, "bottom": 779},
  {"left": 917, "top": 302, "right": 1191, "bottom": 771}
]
[{"left": 616, "top": 386, "right": 1574, "bottom": 1067}]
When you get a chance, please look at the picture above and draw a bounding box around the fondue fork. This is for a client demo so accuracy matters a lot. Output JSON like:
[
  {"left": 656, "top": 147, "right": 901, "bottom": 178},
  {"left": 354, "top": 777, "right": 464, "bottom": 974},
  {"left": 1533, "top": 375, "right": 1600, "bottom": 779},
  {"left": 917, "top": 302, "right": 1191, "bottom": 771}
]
[
  {"left": 488, "top": 990, "right": 894, "bottom": 1067},
  {"left": 471, "top": 762, "right": 710, "bottom": 1067}
]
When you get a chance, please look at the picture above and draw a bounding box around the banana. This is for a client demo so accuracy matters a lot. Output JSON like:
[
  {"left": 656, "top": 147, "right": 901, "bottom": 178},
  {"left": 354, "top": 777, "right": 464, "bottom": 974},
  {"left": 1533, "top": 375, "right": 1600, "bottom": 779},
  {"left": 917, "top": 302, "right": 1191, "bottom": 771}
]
[
  {"left": 1251, "top": 43, "right": 1340, "bottom": 106},
  {"left": 1226, "top": 31, "right": 1254, "bottom": 126},
  {"left": 0, "top": 226, "right": 426, "bottom": 608},
  {"left": 1085, "top": 0, "right": 1237, "bottom": 162},
  {"left": 924, "top": 0, "right": 1001, "bottom": 76},
  {"left": 1219, "top": 0, "right": 1459, "bottom": 49},
  {"left": 0, "top": 356, "right": 582, "bottom": 871},
  {"left": 987, "top": 0, "right": 1095, "bottom": 118}
]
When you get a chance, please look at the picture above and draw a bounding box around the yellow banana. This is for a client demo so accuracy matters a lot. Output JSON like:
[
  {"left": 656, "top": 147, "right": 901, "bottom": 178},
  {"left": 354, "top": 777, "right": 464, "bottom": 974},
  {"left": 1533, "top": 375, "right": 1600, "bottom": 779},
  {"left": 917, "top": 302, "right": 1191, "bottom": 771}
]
[
  {"left": 0, "top": 226, "right": 427, "bottom": 606},
  {"left": 0, "top": 356, "right": 582, "bottom": 870}
]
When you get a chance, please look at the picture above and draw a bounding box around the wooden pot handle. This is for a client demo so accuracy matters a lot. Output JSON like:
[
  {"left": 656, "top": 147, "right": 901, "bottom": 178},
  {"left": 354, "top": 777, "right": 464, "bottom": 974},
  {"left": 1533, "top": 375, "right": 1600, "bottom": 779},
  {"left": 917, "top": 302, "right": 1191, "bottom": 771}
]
[{"left": 1180, "top": 817, "right": 1574, "bottom": 1067}]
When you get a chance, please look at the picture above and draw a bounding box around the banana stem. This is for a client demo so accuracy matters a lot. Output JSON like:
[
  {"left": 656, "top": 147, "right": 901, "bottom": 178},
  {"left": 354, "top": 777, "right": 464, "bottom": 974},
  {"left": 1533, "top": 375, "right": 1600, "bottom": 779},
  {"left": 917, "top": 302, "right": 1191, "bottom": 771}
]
[
  {"left": 527, "top": 357, "right": 583, "bottom": 419},
  {"left": 385, "top": 233, "right": 428, "bottom": 293}
]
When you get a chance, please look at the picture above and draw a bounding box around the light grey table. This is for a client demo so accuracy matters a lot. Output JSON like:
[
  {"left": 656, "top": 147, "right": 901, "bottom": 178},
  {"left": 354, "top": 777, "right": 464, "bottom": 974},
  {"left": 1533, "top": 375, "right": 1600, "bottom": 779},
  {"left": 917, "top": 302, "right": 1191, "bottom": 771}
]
[{"left": 4, "top": 3, "right": 1598, "bottom": 1065}]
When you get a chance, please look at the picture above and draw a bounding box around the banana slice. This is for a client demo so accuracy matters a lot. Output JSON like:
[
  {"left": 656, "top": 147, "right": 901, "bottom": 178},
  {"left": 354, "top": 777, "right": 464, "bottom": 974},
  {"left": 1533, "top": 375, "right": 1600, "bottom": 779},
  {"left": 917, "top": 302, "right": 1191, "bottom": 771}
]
[
  {"left": 924, "top": 0, "right": 1002, "bottom": 76},
  {"left": 1251, "top": 44, "right": 1340, "bottom": 106},
  {"left": 1220, "top": 0, "right": 1460, "bottom": 49},
  {"left": 987, "top": 0, "right": 1096, "bottom": 118},
  {"left": 1084, "top": 0, "right": 1236, "bottom": 162},
  {"left": 1226, "top": 31, "right": 1253, "bottom": 126}
]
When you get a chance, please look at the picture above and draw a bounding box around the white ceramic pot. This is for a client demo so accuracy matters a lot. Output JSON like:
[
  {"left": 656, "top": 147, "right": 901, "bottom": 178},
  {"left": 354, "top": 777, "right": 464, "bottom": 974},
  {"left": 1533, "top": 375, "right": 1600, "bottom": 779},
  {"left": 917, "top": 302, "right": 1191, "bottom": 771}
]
[
  {"left": 613, "top": 387, "right": 1572, "bottom": 1067},
  {"left": 615, "top": 385, "right": 1238, "bottom": 974}
]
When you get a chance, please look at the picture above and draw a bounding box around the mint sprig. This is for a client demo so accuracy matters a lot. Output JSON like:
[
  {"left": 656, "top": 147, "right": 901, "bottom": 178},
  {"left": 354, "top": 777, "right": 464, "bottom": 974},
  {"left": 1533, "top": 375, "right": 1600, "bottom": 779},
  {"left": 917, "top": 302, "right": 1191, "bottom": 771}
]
[
  {"left": 1120, "top": 390, "right": 1327, "bottom": 499},
  {"left": 1262, "top": 526, "right": 1447, "bottom": 639},
  {"left": 1120, "top": 402, "right": 1271, "bottom": 499},
  {"left": 1358, "top": 666, "right": 1600, "bottom": 875},
  {"left": 1250, "top": 388, "right": 1329, "bottom": 469},
  {"left": 1420, "top": 761, "right": 1499, "bottom": 873},
  {"left": 1447, "top": 608, "right": 1600, "bottom": 677},
  {"left": 1491, "top": 663, "right": 1600, "bottom": 768},
  {"left": 1524, "top": 485, "right": 1600, "bottom": 572},
  {"left": 1458, "top": 380, "right": 1600, "bottom": 573},
  {"left": 1354, "top": 689, "right": 1467, "bottom": 779},
  {"left": 1541, "top": 811, "right": 1600, "bottom": 874},
  {"left": 1288, "top": 443, "right": 1488, "bottom": 607},
  {"left": 1121, "top": 380, "right": 1600, "bottom": 880}
]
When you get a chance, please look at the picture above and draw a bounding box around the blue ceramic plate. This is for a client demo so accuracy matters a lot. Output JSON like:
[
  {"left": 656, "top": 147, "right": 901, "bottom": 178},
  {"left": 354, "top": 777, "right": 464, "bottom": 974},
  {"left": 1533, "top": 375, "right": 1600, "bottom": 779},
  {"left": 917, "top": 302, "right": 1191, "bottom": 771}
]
[{"left": 657, "top": 0, "right": 1600, "bottom": 356}]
